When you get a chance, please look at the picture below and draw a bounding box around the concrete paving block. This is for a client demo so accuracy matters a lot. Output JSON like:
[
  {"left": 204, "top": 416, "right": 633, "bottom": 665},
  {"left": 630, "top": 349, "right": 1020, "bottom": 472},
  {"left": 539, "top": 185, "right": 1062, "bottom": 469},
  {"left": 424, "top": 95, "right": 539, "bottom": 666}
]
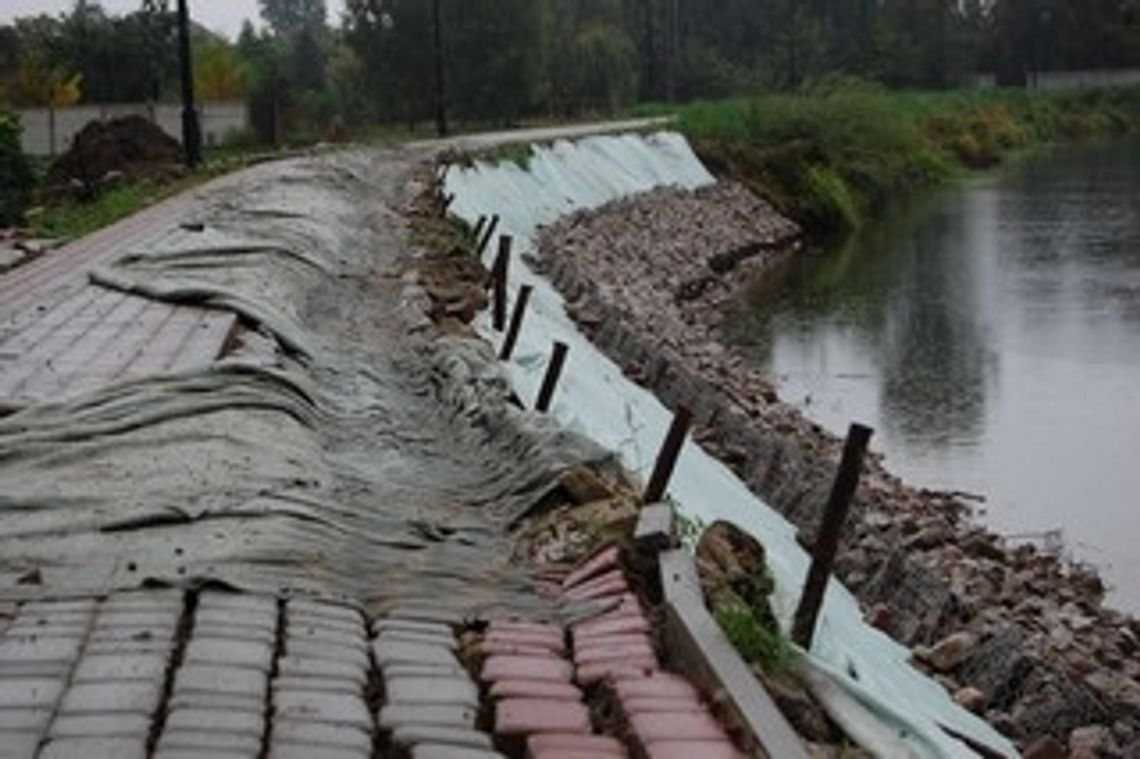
[
  {"left": 174, "top": 664, "right": 268, "bottom": 696},
  {"left": 268, "top": 745, "right": 370, "bottom": 759},
  {"left": 100, "top": 592, "right": 182, "bottom": 613},
  {"left": 20, "top": 601, "right": 97, "bottom": 617},
  {"left": 83, "top": 638, "right": 172, "bottom": 657},
  {"left": 0, "top": 661, "right": 71, "bottom": 678},
  {"left": 0, "top": 637, "right": 82, "bottom": 663},
  {"left": 2, "top": 621, "right": 88, "bottom": 640},
  {"left": 385, "top": 676, "right": 479, "bottom": 708},
  {"left": 270, "top": 721, "right": 372, "bottom": 752},
  {"left": 48, "top": 713, "right": 151, "bottom": 738},
  {"left": 183, "top": 637, "right": 273, "bottom": 671},
  {"left": 0, "top": 708, "right": 52, "bottom": 732},
  {"left": 377, "top": 629, "right": 457, "bottom": 650},
  {"left": 93, "top": 610, "right": 180, "bottom": 630},
  {"left": 374, "top": 639, "right": 459, "bottom": 668},
  {"left": 154, "top": 751, "right": 257, "bottom": 759},
  {"left": 163, "top": 707, "right": 264, "bottom": 737},
  {"left": 58, "top": 679, "right": 163, "bottom": 714},
  {"left": 574, "top": 642, "right": 655, "bottom": 665},
  {"left": 612, "top": 675, "right": 698, "bottom": 702},
  {"left": 381, "top": 663, "right": 469, "bottom": 680},
  {"left": 0, "top": 678, "right": 63, "bottom": 708},
  {"left": 287, "top": 625, "right": 367, "bottom": 653},
  {"left": 168, "top": 691, "right": 264, "bottom": 713},
  {"left": 0, "top": 730, "right": 43, "bottom": 759},
  {"left": 387, "top": 605, "right": 463, "bottom": 626},
  {"left": 38, "top": 737, "right": 147, "bottom": 759},
  {"left": 271, "top": 675, "right": 361, "bottom": 696},
  {"left": 286, "top": 600, "right": 363, "bottom": 627},
  {"left": 527, "top": 733, "right": 625, "bottom": 756},
  {"left": 392, "top": 725, "right": 494, "bottom": 750},
  {"left": 629, "top": 711, "right": 726, "bottom": 743},
  {"left": 196, "top": 594, "right": 278, "bottom": 619},
  {"left": 494, "top": 698, "right": 591, "bottom": 735},
  {"left": 273, "top": 691, "right": 371, "bottom": 731},
  {"left": 72, "top": 654, "right": 168, "bottom": 683},
  {"left": 284, "top": 640, "right": 369, "bottom": 670},
  {"left": 157, "top": 727, "right": 264, "bottom": 753},
  {"left": 481, "top": 655, "right": 573, "bottom": 683},
  {"left": 88, "top": 625, "right": 176, "bottom": 645},
  {"left": 576, "top": 657, "right": 657, "bottom": 685},
  {"left": 486, "top": 679, "right": 582, "bottom": 701},
  {"left": 193, "top": 607, "right": 277, "bottom": 633},
  {"left": 276, "top": 656, "right": 366, "bottom": 685},
  {"left": 411, "top": 746, "right": 505, "bottom": 759},
  {"left": 642, "top": 739, "right": 742, "bottom": 759},
  {"left": 372, "top": 619, "right": 453, "bottom": 638},
  {"left": 191, "top": 622, "right": 276, "bottom": 646},
  {"left": 378, "top": 703, "right": 477, "bottom": 730}
]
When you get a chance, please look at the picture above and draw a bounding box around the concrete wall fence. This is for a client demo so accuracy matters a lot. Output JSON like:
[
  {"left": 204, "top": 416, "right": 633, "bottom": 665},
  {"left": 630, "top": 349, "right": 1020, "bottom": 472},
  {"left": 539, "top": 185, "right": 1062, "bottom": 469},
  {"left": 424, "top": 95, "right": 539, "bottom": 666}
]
[
  {"left": 975, "top": 68, "right": 1140, "bottom": 90},
  {"left": 15, "top": 101, "right": 249, "bottom": 157}
]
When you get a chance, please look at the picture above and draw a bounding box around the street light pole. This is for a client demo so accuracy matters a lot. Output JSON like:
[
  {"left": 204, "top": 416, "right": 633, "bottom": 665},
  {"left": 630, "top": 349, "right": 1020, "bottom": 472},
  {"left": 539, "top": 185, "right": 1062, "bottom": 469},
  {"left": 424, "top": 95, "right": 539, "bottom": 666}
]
[
  {"left": 176, "top": 0, "right": 202, "bottom": 168},
  {"left": 432, "top": 0, "right": 448, "bottom": 138}
]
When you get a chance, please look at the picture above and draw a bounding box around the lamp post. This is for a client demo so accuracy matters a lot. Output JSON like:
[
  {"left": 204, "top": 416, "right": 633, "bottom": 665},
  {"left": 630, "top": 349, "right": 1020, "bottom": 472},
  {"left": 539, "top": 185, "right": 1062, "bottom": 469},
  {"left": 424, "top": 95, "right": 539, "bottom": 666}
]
[
  {"left": 176, "top": 0, "right": 202, "bottom": 168},
  {"left": 432, "top": 0, "right": 448, "bottom": 138}
]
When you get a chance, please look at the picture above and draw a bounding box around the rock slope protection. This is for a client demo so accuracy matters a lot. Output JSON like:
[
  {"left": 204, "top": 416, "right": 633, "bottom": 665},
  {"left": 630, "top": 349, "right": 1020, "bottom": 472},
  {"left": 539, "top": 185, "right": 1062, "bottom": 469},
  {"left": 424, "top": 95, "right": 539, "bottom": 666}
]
[
  {"left": 0, "top": 147, "right": 613, "bottom": 616},
  {"left": 444, "top": 130, "right": 1018, "bottom": 758}
]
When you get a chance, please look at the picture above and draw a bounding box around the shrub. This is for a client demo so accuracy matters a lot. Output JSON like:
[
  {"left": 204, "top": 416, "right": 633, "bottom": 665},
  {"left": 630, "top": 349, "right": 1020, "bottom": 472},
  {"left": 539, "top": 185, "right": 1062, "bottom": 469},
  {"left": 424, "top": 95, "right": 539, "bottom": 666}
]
[{"left": 0, "top": 112, "right": 36, "bottom": 227}]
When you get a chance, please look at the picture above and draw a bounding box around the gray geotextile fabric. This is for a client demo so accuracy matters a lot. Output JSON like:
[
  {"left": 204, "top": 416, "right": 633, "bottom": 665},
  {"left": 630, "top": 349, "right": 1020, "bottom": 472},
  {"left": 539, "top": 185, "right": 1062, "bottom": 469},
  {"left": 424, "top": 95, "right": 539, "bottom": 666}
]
[{"left": 0, "top": 150, "right": 615, "bottom": 615}]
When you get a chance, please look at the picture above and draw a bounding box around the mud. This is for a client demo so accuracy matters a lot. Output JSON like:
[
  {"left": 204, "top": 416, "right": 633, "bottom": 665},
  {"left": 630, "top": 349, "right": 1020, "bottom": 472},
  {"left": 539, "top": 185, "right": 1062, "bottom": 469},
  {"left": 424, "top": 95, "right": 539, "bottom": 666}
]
[
  {"left": 45, "top": 115, "right": 183, "bottom": 197},
  {"left": 532, "top": 182, "right": 1140, "bottom": 751}
]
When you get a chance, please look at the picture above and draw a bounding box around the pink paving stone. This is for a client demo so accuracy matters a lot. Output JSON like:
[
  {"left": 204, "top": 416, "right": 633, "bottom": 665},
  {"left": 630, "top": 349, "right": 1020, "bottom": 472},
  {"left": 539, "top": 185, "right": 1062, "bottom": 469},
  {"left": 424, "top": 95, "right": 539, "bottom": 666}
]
[
  {"left": 576, "top": 658, "right": 656, "bottom": 685},
  {"left": 571, "top": 633, "right": 652, "bottom": 652},
  {"left": 562, "top": 570, "right": 626, "bottom": 600},
  {"left": 488, "top": 679, "right": 582, "bottom": 701},
  {"left": 572, "top": 616, "right": 650, "bottom": 640},
  {"left": 562, "top": 579, "right": 628, "bottom": 604},
  {"left": 561, "top": 545, "right": 622, "bottom": 590},
  {"left": 643, "top": 740, "right": 743, "bottom": 759},
  {"left": 620, "top": 696, "right": 707, "bottom": 715},
  {"left": 629, "top": 712, "right": 726, "bottom": 743},
  {"left": 494, "top": 698, "right": 591, "bottom": 736},
  {"left": 486, "top": 621, "right": 562, "bottom": 637},
  {"left": 482, "top": 655, "right": 573, "bottom": 683},
  {"left": 527, "top": 734, "right": 625, "bottom": 756},
  {"left": 613, "top": 675, "right": 699, "bottom": 702},
  {"left": 480, "top": 640, "right": 558, "bottom": 658},
  {"left": 573, "top": 643, "right": 656, "bottom": 666},
  {"left": 484, "top": 631, "right": 565, "bottom": 654}
]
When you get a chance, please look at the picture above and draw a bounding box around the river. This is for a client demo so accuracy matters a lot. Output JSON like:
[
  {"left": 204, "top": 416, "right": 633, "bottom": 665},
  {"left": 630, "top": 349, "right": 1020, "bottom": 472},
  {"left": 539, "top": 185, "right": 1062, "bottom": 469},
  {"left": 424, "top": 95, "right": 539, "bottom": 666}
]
[{"left": 727, "top": 143, "right": 1140, "bottom": 613}]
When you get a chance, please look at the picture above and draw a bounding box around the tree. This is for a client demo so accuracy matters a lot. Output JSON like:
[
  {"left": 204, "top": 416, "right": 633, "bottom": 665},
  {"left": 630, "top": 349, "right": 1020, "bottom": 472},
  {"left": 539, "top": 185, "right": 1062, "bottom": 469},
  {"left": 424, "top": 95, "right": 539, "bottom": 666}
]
[
  {"left": 0, "top": 111, "right": 35, "bottom": 226},
  {"left": 259, "top": 0, "right": 327, "bottom": 36},
  {"left": 194, "top": 39, "right": 246, "bottom": 101}
]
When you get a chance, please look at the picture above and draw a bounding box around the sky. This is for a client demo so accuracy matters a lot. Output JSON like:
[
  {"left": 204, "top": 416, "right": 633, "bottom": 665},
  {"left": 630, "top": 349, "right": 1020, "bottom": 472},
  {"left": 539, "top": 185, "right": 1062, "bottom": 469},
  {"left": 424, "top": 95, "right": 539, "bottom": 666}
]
[{"left": 0, "top": 0, "right": 348, "bottom": 39}]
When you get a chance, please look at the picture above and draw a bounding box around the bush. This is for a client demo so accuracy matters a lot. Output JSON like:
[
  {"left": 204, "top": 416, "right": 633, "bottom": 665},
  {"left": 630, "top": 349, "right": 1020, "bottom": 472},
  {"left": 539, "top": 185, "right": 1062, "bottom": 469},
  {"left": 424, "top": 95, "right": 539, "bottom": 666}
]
[{"left": 0, "top": 112, "right": 36, "bottom": 227}]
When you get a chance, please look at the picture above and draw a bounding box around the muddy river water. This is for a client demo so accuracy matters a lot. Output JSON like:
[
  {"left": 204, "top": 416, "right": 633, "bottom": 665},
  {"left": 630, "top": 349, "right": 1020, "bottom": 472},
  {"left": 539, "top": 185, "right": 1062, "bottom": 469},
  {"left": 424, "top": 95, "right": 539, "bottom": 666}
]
[{"left": 728, "top": 143, "right": 1140, "bottom": 613}]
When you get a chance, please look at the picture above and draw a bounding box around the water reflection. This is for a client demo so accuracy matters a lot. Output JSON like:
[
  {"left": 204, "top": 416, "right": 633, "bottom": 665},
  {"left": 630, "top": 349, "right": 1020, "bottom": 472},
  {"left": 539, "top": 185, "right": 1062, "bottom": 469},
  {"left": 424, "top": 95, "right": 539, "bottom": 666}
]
[{"left": 727, "top": 143, "right": 1140, "bottom": 612}]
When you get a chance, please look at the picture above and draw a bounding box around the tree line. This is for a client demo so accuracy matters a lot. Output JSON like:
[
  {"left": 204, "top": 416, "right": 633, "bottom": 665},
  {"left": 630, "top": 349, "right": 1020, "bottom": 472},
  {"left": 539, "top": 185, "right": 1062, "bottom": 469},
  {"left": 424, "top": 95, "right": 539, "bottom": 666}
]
[{"left": 1, "top": 0, "right": 1138, "bottom": 142}]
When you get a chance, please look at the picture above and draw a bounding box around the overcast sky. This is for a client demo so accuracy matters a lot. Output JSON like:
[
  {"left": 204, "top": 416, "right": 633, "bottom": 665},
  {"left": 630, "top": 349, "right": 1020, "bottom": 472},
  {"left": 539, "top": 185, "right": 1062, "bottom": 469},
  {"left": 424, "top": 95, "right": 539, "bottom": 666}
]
[{"left": 0, "top": 0, "right": 348, "bottom": 39}]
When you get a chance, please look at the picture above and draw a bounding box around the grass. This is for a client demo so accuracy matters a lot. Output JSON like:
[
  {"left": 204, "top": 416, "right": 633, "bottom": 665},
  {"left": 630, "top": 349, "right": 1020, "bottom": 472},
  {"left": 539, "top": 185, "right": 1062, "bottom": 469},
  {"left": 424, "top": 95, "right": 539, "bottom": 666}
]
[
  {"left": 29, "top": 180, "right": 171, "bottom": 240},
  {"left": 715, "top": 598, "right": 797, "bottom": 675},
  {"left": 670, "top": 82, "right": 1140, "bottom": 237}
]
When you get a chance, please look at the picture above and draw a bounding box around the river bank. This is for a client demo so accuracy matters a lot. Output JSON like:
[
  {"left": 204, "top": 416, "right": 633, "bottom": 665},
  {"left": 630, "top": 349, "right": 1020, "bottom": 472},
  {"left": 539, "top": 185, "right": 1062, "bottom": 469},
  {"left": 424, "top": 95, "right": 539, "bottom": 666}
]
[
  {"left": 530, "top": 180, "right": 1140, "bottom": 753},
  {"left": 660, "top": 85, "right": 1140, "bottom": 238}
]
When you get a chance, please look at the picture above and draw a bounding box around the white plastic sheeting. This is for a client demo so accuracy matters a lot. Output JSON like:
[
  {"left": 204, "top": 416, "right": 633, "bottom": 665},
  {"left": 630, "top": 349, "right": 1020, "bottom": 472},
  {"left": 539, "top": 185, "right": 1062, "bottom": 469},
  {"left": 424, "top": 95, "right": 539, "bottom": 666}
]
[{"left": 445, "top": 131, "right": 1019, "bottom": 759}]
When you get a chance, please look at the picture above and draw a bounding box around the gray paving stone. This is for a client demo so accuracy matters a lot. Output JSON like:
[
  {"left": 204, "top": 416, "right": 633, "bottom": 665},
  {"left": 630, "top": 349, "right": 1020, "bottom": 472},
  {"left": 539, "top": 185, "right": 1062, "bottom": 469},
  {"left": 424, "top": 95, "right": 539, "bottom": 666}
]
[
  {"left": 276, "top": 656, "right": 366, "bottom": 685},
  {"left": 164, "top": 707, "right": 264, "bottom": 737},
  {"left": 381, "top": 663, "right": 470, "bottom": 679},
  {"left": 284, "top": 640, "right": 368, "bottom": 669},
  {"left": 157, "top": 728, "right": 263, "bottom": 753},
  {"left": 0, "top": 661, "right": 70, "bottom": 678},
  {"left": 2, "top": 621, "right": 88, "bottom": 639},
  {"left": 0, "top": 730, "right": 41, "bottom": 759},
  {"left": 38, "top": 736, "right": 147, "bottom": 759},
  {"left": 0, "top": 708, "right": 51, "bottom": 732},
  {"left": 191, "top": 622, "right": 276, "bottom": 645},
  {"left": 21, "top": 601, "right": 97, "bottom": 617},
  {"left": 183, "top": 637, "right": 273, "bottom": 671},
  {"left": 272, "top": 675, "right": 361, "bottom": 695},
  {"left": 48, "top": 713, "right": 150, "bottom": 738},
  {"left": 0, "top": 637, "right": 82, "bottom": 663},
  {"left": 391, "top": 725, "right": 493, "bottom": 750},
  {"left": 286, "top": 600, "right": 363, "bottom": 627},
  {"left": 93, "top": 610, "right": 180, "bottom": 630},
  {"left": 0, "top": 678, "right": 63, "bottom": 708},
  {"left": 100, "top": 592, "right": 182, "bottom": 612},
  {"left": 174, "top": 664, "right": 267, "bottom": 695},
  {"left": 154, "top": 751, "right": 256, "bottom": 759},
  {"left": 378, "top": 703, "right": 477, "bottom": 730},
  {"left": 374, "top": 639, "right": 458, "bottom": 668},
  {"left": 287, "top": 627, "right": 367, "bottom": 653},
  {"left": 194, "top": 608, "right": 277, "bottom": 632},
  {"left": 269, "top": 745, "right": 369, "bottom": 759},
  {"left": 58, "top": 680, "right": 163, "bottom": 714},
  {"left": 411, "top": 746, "right": 506, "bottom": 759},
  {"left": 168, "top": 691, "right": 264, "bottom": 713},
  {"left": 72, "top": 654, "right": 168, "bottom": 683},
  {"left": 273, "top": 691, "right": 371, "bottom": 731},
  {"left": 286, "top": 616, "right": 362, "bottom": 638},
  {"left": 372, "top": 619, "right": 453, "bottom": 638},
  {"left": 197, "top": 594, "right": 278, "bottom": 619},
  {"left": 88, "top": 625, "right": 176, "bottom": 645},
  {"left": 385, "top": 677, "right": 478, "bottom": 708},
  {"left": 376, "top": 629, "right": 457, "bottom": 650},
  {"left": 84, "top": 638, "right": 172, "bottom": 656},
  {"left": 387, "top": 605, "right": 463, "bottom": 626},
  {"left": 270, "top": 721, "right": 371, "bottom": 752}
]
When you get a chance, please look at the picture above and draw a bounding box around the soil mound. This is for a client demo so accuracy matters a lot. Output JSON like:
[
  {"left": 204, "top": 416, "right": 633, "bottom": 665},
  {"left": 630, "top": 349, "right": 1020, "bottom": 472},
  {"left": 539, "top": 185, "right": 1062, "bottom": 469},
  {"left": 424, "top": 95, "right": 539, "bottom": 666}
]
[{"left": 46, "top": 115, "right": 183, "bottom": 196}]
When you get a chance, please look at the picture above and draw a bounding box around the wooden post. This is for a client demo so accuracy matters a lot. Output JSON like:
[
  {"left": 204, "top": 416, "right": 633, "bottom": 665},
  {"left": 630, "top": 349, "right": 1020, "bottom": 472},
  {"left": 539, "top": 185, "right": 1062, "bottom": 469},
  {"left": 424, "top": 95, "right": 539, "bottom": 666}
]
[
  {"left": 535, "top": 341, "right": 569, "bottom": 413},
  {"left": 471, "top": 215, "right": 487, "bottom": 245},
  {"left": 499, "top": 285, "right": 533, "bottom": 361},
  {"left": 791, "top": 423, "right": 873, "bottom": 650},
  {"left": 491, "top": 236, "right": 511, "bottom": 332},
  {"left": 478, "top": 215, "right": 500, "bottom": 256},
  {"left": 643, "top": 405, "right": 693, "bottom": 505},
  {"left": 441, "top": 193, "right": 455, "bottom": 214}
]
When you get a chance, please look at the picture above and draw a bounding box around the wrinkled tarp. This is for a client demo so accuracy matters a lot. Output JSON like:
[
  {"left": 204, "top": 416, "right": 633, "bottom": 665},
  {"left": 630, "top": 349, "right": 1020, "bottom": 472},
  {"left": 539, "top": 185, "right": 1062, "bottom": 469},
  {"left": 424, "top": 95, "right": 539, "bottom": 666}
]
[
  {"left": 0, "top": 150, "right": 616, "bottom": 616},
  {"left": 444, "top": 131, "right": 1019, "bottom": 759}
]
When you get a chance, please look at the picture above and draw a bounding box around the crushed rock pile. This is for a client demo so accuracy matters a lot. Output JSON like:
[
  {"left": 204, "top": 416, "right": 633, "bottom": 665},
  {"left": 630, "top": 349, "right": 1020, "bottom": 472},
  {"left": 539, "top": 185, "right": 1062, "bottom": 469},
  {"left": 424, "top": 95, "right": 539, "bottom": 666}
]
[
  {"left": 532, "top": 182, "right": 1140, "bottom": 754},
  {"left": 45, "top": 115, "right": 183, "bottom": 197}
]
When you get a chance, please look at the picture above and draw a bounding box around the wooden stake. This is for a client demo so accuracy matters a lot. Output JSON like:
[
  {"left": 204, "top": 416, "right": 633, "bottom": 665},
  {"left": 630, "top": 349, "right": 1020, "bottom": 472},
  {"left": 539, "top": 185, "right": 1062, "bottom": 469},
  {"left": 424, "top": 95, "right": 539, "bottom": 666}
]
[
  {"left": 535, "top": 341, "right": 569, "bottom": 413},
  {"left": 492, "top": 236, "right": 511, "bottom": 332},
  {"left": 471, "top": 215, "right": 487, "bottom": 244},
  {"left": 499, "top": 285, "right": 533, "bottom": 361},
  {"left": 791, "top": 423, "right": 873, "bottom": 650},
  {"left": 478, "top": 214, "right": 500, "bottom": 256},
  {"left": 643, "top": 405, "right": 693, "bottom": 505}
]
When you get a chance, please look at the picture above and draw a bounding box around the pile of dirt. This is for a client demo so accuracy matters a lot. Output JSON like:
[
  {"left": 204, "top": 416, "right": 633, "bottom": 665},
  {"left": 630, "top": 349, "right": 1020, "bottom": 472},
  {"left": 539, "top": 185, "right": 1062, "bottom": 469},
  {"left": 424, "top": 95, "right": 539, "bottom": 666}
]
[{"left": 45, "top": 116, "right": 183, "bottom": 198}]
